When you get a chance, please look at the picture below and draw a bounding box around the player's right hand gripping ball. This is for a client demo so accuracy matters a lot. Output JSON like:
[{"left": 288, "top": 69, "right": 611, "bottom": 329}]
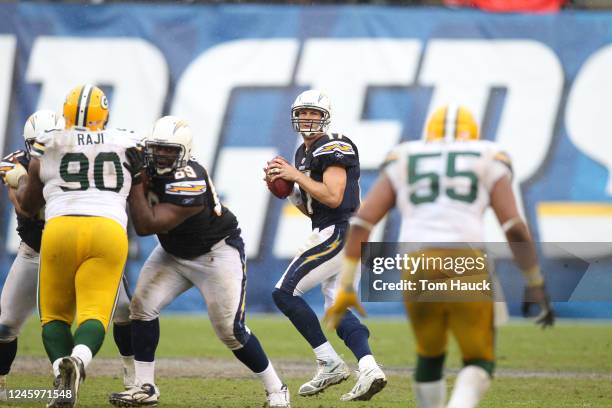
[{"left": 265, "top": 167, "right": 294, "bottom": 199}]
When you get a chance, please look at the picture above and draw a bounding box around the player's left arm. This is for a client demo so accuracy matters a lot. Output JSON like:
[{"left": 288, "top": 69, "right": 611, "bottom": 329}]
[
  {"left": 324, "top": 174, "right": 396, "bottom": 329},
  {"left": 268, "top": 156, "right": 346, "bottom": 208},
  {"left": 14, "top": 158, "right": 45, "bottom": 217},
  {"left": 127, "top": 183, "right": 204, "bottom": 236}
]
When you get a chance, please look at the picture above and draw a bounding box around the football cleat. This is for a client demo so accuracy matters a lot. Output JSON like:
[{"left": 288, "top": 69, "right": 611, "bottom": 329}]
[
  {"left": 425, "top": 104, "right": 479, "bottom": 142},
  {"left": 109, "top": 383, "right": 160, "bottom": 407},
  {"left": 63, "top": 84, "right": 109, "bottom": 131},
  {"left": 266, "top": 384, "right": 291, "bottom": 408},
  {"left": 340, "top": 365, "right": 387, "bottom": 401},
  {"left": 46, "top": 356, "right": 85, "bottom": 408},
  {"left": 298, "top": 358, "right": 351, "bottom": 397}
]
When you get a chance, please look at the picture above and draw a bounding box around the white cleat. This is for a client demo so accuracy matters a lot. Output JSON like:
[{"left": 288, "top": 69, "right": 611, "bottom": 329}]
[
  {"left": 47, "top": 356, "right": 85, "bottom": 408},
  {"left": 298, "top": 359, "right": 351, "bottom": 397},
  {"left": 341, "top": 365, "right": 387, "bottom": 401},
  {"left": 109, "top": 383, "right": 160, "bottom": 407},
  {"left": 266, "top": 384, "right": 291, "bottom": 407}
]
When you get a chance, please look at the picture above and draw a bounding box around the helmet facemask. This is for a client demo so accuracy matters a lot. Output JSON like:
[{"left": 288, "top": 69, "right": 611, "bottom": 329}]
[
  {"left": 291, "top": 107, "right": 330, "bottom": 139},
  {"left": 145, "top": 141, "right": 187, "bottom": 176}
]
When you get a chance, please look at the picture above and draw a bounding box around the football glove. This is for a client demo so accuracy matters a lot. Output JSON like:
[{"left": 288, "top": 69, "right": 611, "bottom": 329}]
[
  {"left": 123, "top": 147, "right": 144, "bottom": 185},
  {"left": 4, "top": 163, "right": 27, "bottom": 188},
  {"left": 522, "top": 284, "right": 555, "bottom": 329},
  {"left": 323, "top": 287, "right": 366, "bottom": 330}
]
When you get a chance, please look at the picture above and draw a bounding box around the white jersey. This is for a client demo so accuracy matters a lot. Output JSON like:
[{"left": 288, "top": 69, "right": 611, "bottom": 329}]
[
  {"left": 383, "top": 139, "right": 512, "bottom": 243},
  {"left": 34, "top": 127, "right": 140, "bottom": 230}
]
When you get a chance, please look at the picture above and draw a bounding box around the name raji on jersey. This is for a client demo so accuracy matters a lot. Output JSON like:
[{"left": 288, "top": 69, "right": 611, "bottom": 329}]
[{"left": 77, "top": 132, "right": 104, "bottom": 146}]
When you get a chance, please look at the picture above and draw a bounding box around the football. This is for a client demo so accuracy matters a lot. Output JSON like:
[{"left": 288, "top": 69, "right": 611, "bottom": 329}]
[{"left": 266, "top": 175, "right": 294, "bottom": 199}]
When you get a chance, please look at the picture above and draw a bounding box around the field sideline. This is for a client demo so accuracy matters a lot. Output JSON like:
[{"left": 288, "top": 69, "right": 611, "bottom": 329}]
[{"left": 4, "top": 314, "right": 612, "bottom": 407}]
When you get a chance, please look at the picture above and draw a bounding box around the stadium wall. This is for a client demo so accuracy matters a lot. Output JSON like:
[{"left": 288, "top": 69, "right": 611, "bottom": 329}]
[{"left": 1, "top": 3, "right": 611, "bottom": 317}]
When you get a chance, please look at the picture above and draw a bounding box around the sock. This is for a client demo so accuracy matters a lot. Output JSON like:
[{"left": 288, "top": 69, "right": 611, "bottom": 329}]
[
  {"left": 313, "top": 341, "right": 340, "bottom": 362},
  {"left": 272, "top": 289, "right": 327, "bottom": 348},
  {"left": 52, "top": 358, "right": 62, "bottom": 378},
  {"left": 447, "top": 366, "right": 491, "bottom": 408},
  {"left": 0, "top": 339, "right": 17, "bottom": 375},
  {"left": 134, "top": 360, "right": 155, "bottom": 386},
  {"left": 415, "top": 354, "right": 446, "bottom": 382},
  {"left": 42, "top": 321, "right": 73, "bottom": 363},
  {"left": 255, "top": 362, "right": 283, "bottom": 393},
  {"left": 121, "top": 355, "right": 135, "bottom": 387},
  {"left": 132, "top": 319, "right": 160, "bottom": 362},
  {"left": 71, "top": 344, "right": 92, "bottom": 369},
  {"left": 113, "top": 323, "right": 133, "bottom": 357},
  {"left": 336, "top": 310, "right": 372, "bottom": 360},
  {"left": 232, "top": 334, "right": 269, "bottom": 373},
  {"left": 358, "top": 354, "right": 378, "bottom": 371},
  {"left": 73, "top": 320, "right": 105, "bottom": 357},
  {"left": 413, "top": 379, "right": 446, "bottom": 408}
]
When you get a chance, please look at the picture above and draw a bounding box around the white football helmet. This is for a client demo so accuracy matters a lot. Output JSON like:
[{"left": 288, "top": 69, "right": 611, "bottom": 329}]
[
  {"left": 291, "top": 90, "right": 332, "bottom": 138},
  {"left": 23, "top": 109, "right": 64, "bottom": 153},
  {"left": 145, "top": 116, "right": 193, "bottom": 176}
]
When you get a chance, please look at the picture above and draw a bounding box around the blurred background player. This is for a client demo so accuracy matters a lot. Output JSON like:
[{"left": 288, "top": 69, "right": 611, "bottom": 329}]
[
  {"left": 266, "top": 90, "right": 386, "bottom": 401},
  {"left": 109, "top": 116, "right": 289, "bottom": 408},
  {"left": 0, "top": 110, "right": 60, "bottom": 400},
  {"left": 12, "top": 84, "right": 141, "bottom": 407},
  {"left": 0, "top": 111, "right": 136, "bottom": 399},
  {"left": 326, "top": 104, "right": 555, "bottom": 408}
]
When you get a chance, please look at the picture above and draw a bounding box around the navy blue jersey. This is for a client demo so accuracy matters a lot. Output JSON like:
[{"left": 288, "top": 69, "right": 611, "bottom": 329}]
[
  {"left": 294, "top": 133, "right": 360, "bottom": 230},
  {"left": 3, "top": 150, "right": 44, "bottom": 252},
  {"left": 147, "top": 159, "right": 240, "bottom": 259}
]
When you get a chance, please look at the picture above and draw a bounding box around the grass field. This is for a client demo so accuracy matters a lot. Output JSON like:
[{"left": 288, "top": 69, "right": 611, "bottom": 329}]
[{"left": 4, "top": 314, "right": 612, "bottom": 407}]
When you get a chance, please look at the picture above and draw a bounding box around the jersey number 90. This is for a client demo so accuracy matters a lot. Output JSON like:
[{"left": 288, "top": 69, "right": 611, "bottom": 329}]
[{"left": 59, "top": 152, "right": 124, "bottom": 192}]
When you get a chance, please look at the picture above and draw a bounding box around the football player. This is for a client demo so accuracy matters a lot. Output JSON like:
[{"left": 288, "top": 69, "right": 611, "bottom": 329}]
[
  {"left": 108, "top": 116, "right": 290, "bottom": 408},
  {"left": 0, "top": 110, "right": 136, "bottom": 400},
  {"left": 11, "top": 85, "right": 141, "bottom": 408},
  {"left": 325, "top": 104, "right": 555, "bottom": 408},
  {"left": 265, "top": 90, "right": 386, "bottom": 401}
]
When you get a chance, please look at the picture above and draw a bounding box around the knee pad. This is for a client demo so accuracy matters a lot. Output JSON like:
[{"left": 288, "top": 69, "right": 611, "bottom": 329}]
[
  {"left": 213, "top": 321, "right": 244, "bottom": 350},
  {"left": 0, "top": 324, "right": 17, "bottom": 342},
  {"left": 128, "top": 295, "right": 159, "bottom": 321},
  {"left": 336, "top": 310, "right": 370, "bottom": 341}
]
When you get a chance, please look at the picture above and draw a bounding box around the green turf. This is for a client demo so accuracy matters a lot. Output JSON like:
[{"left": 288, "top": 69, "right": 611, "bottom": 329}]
[
  {"left": 8, "top": 314, "right": 612, "bottom": 407},
  {"left": 4, "top": 375, "right": 609, "bottom": 407},
  {"left": 16, "top": 314, "right": 612, "bottom": 371}
]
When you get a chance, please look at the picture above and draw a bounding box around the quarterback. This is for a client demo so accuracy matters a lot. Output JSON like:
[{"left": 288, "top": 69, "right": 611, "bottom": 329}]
[
  {"left": 266, "top": 90, "right": 386, "bottom": 401},
  {"left": 109, "top": 116, "right": 289, "bottom": 408},
  {"left": 13, "top": 85, "right": 140, "bottom": 407},
  {"left": 326, "top": 104, "right": 555, "bottom": 408}
]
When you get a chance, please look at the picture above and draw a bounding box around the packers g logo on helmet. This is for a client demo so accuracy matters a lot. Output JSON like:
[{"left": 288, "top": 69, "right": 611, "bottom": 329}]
[
  {"left": 425, "top": 104, "right": 479, "bottom": 142},
  {"left": 63, "top": 84, "right": 109, "bottom": 131}
]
